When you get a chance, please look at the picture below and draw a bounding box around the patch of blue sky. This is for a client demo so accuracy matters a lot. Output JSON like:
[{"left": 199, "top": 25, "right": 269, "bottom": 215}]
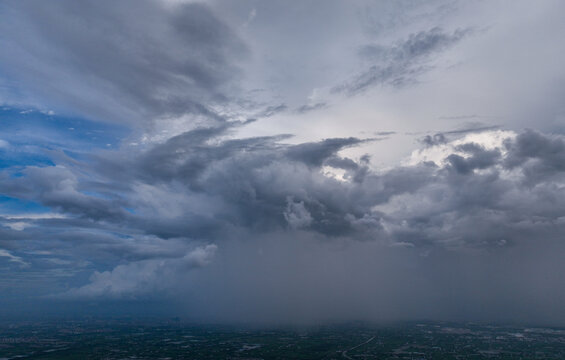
[
  {"left": 123, "top": 207, "right": 136, "bottom": 215},
  {"left": 0, "top": 106, "right": 129, "bottom": 157},
  {"left": 0, "top": 145, "right": 54, "bottom": 169},
  {"left": 0, "top": 195, "right": 51, "bottom": 215}
]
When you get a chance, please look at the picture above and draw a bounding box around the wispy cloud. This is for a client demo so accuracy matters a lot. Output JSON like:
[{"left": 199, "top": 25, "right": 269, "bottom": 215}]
[{"left": 334, "top": 27, "right": 471, "bottom": 95}]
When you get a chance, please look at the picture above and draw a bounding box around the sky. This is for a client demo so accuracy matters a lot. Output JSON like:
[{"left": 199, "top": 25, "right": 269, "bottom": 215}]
[{"left": 1, "top": 0, "right": 565, "bottom": 325}]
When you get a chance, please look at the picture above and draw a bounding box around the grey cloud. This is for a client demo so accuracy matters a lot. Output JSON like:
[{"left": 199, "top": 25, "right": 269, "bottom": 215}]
[
  {"left": 374, "top": 131, "right": 396, "bottom": 136},
  {"left": 446, "top": 144, "right": 501, "bottom": 174},
  {"left": 504, "top": 129, "right": 565, "bottom": 179},
  {"left": 134, "top": 127, "right": 292, "bottom": 188},
  {"left": 324, "top": 156, "right": 359, "bottom": 171},
  {"left": 335, "top": 27, "right": 471, "bottom": 95},
  {"left": 421, "top": 125, "right": 500, "bottom": 147},
  {"left": 5, "top": 129, "right": 565, "bottom": 249},
  {"left": 295, "top": 102, "right": 328, "bottom": 114},
  {"left": 359, "top": 27, "right": 469, "bottom": 62},
  {"left": 257, "top": 103, "right": 288, "bottom": 118},
  {"left": 0, "top": 165, "right": 129, "bottom": 222},
  {"left": 283, "top": 198, "right": 313, "bottom": 229},
  {"left": 0, "top": 0, "right": 246, "bottom": 124},
  {"left": 3, "top": 128, "right": 565, "bottom": 323},
  {"left": 421, "top": 133, "right": 448, "bottom": 146},
  {"left": 286, "top": 137, "right": 368, "bottom": 167},
  {"left": 443, "top": 125, "right": 500, "bottom": 135},
  {"left": 0, "top": 131, "right": 385, "bottom": 244}
]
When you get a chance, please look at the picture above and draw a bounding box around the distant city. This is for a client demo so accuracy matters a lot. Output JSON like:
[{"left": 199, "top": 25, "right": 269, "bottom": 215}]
[{"left": 1, "top": 320, "right": 565, "bottom": 359}]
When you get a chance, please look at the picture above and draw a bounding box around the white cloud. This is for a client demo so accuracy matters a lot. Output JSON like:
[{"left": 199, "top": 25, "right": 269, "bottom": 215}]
[
  {"left": 284, "top": 197, "right": 313, "bottom": 229},
  {"left": 242, "top": 8, "right": 257, "bottom": 27},
  {"left": 5, "top": 222, "right": 29, "bottom": 231},
  {"left": 60, "top": 244, "right": 217, "bottom": 299},
  {"left": 3, "top": 213, "right": 66, "bottom": 220},
  {"left": 0, "top": 249, "right": 29, "bottom": 268},
  {"left": 406, "top": 130, "right": 516, "bottom": 166},
  {"left": 2, "top": 213, "right": 67, "bottom": 231}
]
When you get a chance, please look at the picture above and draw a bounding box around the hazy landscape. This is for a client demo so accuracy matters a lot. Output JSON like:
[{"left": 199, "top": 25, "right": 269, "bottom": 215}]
[{"left": 2, "top": 320, "right": 565, "bottom": 359}]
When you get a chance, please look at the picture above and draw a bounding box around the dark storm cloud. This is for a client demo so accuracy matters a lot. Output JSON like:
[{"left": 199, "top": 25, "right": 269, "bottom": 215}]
[
  {"left": 4, "top": 127, "right": 564, "bottom": 250},
  {"left": 504, "top": 129, "right": 565, "bottom": 180},
  {"left": 446, "top": 144, "right": 501, "bottom": 174},
  {"left": 132, "top": 125, "right": 292, "bottom": 188},
  {"left": 0, "top": 0, "right": 247, "bottom": 124},
  {"left": 3, "top": 128, "right": 565, "bottom": 323},
  {"left": 334, "top": 27, "right": 471, "bottom": 95}
]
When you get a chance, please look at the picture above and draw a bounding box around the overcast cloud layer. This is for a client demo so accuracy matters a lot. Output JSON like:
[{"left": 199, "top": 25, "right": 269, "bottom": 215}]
[{"left": 1, "top": 0, "right": 565, "bottom": 325}]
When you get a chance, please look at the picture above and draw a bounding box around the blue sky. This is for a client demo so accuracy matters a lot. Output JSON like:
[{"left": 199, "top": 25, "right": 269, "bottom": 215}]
[
  {"left": 0, "top": 106, "right": 126, "bottom": 163},
  {"left": 0, "top": 106, "right": 127, "bottom": 218},
  {"left": 1, "top": 0, "right": 565, "bottom": 324}
]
